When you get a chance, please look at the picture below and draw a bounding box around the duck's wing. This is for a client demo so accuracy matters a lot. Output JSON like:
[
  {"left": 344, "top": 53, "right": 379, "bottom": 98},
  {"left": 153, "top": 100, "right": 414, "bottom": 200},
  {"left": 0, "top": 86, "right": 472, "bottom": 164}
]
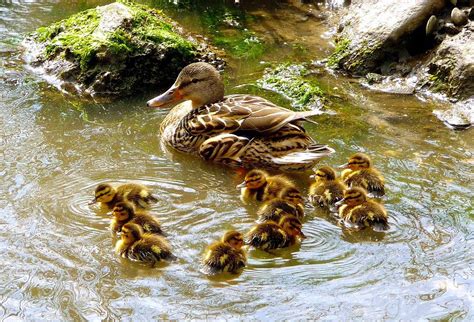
[{"left": 185, "top": 94, "right": 322, "bottom": 135}]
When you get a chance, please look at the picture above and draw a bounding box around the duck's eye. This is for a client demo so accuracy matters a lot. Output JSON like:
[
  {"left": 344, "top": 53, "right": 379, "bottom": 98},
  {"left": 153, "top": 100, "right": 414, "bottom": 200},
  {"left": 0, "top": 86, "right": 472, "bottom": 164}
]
[{"left": 191, "top": 78, "right": 199, "bottom": 83}]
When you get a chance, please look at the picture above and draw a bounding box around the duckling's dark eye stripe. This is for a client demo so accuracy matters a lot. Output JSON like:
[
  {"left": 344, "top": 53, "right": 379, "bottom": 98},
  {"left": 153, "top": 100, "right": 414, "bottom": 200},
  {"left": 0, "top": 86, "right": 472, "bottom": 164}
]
[{"left": 96, "top": 191, "right": 109, "bottom": 198}]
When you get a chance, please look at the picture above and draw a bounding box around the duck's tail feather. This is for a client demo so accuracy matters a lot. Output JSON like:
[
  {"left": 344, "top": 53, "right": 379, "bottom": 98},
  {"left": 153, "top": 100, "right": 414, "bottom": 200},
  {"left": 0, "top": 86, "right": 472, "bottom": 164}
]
[{"left": 271, "top": 144, "right": 335, "bottom": 170}]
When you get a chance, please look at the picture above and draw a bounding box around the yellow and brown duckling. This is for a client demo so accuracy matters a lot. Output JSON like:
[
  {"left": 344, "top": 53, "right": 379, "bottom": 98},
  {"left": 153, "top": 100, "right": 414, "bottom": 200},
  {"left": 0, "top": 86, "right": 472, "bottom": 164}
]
[
  {"left": 110, "top": 201, "right": 165, "bottom": 236},
  {"left": 90, "top": 182, "right": 158, "bottom": 210},
  {"left": 237, "top": 169, "right": 300, "bottom": 203},
  {"left": 340, "top": 153, "right": 385, "bottom": 197},
  {"left": 202, "top": 231, "right": 247, "bottom": 275},
  {"left": 309, "top": 166, "right": 346, "bottom": 211},
  {"left": 257, "top": 198, "right": 303, "bottom": 223},
  {"left": 115, "top": 223, "right": 176, "bottom": 266},
  {"left": 245, "top": 215, "right": 305, "bottom": 251},
  {"left": 336, "top": 187, "right": 389, "bottom": 231}
]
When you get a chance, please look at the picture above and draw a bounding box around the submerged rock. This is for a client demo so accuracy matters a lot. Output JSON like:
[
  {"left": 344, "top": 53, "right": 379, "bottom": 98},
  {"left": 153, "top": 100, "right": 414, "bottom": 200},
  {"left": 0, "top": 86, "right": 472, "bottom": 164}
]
[
  {"left": 433, "top": 98, "right": 474, "bottom": 129},
  {"left": 257, "top": 64, "right": 325, "bottom": 111},
  {"left": 328, "top": 0, "right": 445, "bottom": 74},
  {"left": 23, "top": 1, "right": 222, "bottom": 98},
  {"left": 425, "top": 23, "right": 474, "bottom": 99}
]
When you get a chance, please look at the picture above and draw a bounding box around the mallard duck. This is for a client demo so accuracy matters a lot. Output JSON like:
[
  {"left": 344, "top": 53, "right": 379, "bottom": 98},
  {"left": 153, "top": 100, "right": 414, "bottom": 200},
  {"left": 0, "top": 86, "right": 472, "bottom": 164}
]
[
  {"left": 339, "top": 153, "right": 385, "bottom": 197},
  {"left": 90, "top": 183, "right": 158, "bottom": 209},
  {"left": 336, "top": 187, "right": 389, "bottom": 230},
  {"left": 110, "top": 201, "right": 165, "bottom": 236},
  {"left": 115, "top": 223, "right": 176, "bottom": 265},
  {"left": 309, "top": 166, "right": 346, "bottom": 211},
  {"left": 257, "top": 198, "right": 303, "bottom": 222},
  {"left": 147, "top": 62, "right": 334, "bottom": 171},
  {"left": 245, "top": 215, "right": 305, "bottom": 251},
  {"left": 202, "top": 231, "right": 246, "bottom": 275},
  {"left": 237, "top": 169, "right": 301, "bottom": 204}
]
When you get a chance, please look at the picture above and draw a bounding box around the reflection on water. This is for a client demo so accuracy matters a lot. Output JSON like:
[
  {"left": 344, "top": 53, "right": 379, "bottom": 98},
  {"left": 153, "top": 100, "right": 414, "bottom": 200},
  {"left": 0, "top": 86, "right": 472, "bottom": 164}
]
[{"left": 1, "top": 0, "right": 473, "bottom": 319}]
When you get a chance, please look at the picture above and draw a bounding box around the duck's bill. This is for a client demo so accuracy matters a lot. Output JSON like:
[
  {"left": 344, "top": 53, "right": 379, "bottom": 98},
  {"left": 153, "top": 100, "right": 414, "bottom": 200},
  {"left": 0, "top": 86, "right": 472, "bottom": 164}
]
[
  {"left": 88, "top": 198, "right": 97, "bottom": 205},
  {"left": 147, "top": 85, "right": 183, "bottom": 108},
  {"left": 236, "top": 181, "right": 247, "bottom": 189},
  {"left": 337, "top": 163, "right": 349, "bottom": 169}
]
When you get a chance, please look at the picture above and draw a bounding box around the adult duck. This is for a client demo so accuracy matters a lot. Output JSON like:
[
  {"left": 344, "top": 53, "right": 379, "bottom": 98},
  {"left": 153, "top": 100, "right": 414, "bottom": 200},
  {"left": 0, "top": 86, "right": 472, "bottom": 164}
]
[{"left": 147, "top": 62, "right": 334, "bottom": 171}]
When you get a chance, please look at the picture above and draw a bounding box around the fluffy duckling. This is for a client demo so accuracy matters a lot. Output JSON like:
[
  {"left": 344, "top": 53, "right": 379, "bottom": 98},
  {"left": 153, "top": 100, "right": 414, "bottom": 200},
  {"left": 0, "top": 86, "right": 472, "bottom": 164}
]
[
  {"left": 257, "top": 198, "right": 303, "bottom": 223},
  {"left": 237, "top": 169, "right": 299, "bottom": 203},
  {"left": 115, "top": 223, "right": 176, "bottom": 265},
  {"left": 90, "top": 183, "right": 158, "bottom": 209},
  {"left": 340, "top": 153, "right": 385, "bottom": 197},
  {"left": 202, "top": 231, "right": 247, "bottom": 275},
  {"left": 279, "top": 186, "right": 305, "bottom": 218},
  {"left": 337, "top": 187, "right": 389, "bottom": 231},
  {"left": 110, "top": 201, "right": 165, "bottom": 236},
  {"left": 309, "top": 166, "right": 346, "bottom": 211},
  {"left": 245, "top": 215, "right": 305, "bottom": 251}
]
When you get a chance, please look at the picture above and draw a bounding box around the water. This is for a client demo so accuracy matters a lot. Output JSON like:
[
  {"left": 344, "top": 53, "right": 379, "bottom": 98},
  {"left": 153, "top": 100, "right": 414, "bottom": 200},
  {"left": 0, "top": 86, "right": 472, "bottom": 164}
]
[{"left": 1, "top": 0, "right": 473, "bottom": 319}]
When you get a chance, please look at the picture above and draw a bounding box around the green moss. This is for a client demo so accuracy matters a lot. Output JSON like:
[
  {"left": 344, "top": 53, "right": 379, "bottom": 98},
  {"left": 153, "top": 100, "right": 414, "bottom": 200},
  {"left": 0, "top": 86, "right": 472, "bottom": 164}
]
[
  {"left": 327, "top": 37, "right": 350, "bottom": 68},
  {"left": 258, "top": 64, "right": 325, "bottom": 110},
  {"left": 31, "top": 0, "right": 196, "bottom": 71}
]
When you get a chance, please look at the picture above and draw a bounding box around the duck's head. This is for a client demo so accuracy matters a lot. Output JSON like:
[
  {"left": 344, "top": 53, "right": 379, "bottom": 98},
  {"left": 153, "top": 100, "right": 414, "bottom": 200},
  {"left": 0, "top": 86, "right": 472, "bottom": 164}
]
[
  {"left": 279, "top": 215, "right": 305, "bottom": 239},
  {"left": 112, "top": 202, "right": 135, "bottom": 221},
  {"left": 281, "top": 187, "right": 304, "bottom": 206},
  {"left": 340, "top": 187, "right": 367, "bottom": 206},
  {"left": 311, "top": 166, "right": 337, "bottom": 182},
  {"left": 340, "top": 153, "right": 372, "bottom": 171},
  {"left": 222, "top": 231, "right": 244, "bottom": 250},
  {"left": 237, "top": 169, "right": 268, "bottom": 189},
  {"left": 90, "top": 183, "right": 116, "bottom": 204},
  {"left": 147, "top": 62, "right": 224, "bottom": 109},
  {"left": 120, "top": 223, "right": 143, "bottom": 245}
]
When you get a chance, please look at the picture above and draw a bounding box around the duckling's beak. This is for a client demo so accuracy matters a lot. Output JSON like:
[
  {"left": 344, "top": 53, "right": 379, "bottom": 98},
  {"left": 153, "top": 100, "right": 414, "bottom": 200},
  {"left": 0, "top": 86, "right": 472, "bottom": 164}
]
[
  {"left": 147, "top": 85, "right": 184, "bottom": 108},
  {"left": 309, "top": 174, "right": 316, "bottom": 179},
  {"left": 236, "top": 181, "right": 247, "bottom": 189},
  {"left": 88, "top": 198, "right": 97, "bottom": 205},
  {"left": 337, "top": 163, "right": 349, "bottom": 169}
]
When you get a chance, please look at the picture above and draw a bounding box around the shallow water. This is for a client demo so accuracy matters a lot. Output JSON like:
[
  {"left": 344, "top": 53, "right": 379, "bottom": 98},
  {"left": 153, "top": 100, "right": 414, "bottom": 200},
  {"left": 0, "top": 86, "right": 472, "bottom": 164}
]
[{"left": 1, "top": 0, "right": 473, "bottom": 319}]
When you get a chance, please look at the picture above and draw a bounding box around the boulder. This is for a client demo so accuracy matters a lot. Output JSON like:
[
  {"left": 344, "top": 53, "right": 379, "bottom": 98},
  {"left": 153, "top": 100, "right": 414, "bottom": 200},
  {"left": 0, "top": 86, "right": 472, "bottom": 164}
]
[
  {"left": 23, "top": 0, "right": 222, "bottom": 98},
  {"left": 328, "top": 0, "right": 446, "bottom": 74},
  {"left": 425, "top": 23, "right": 474, "bottom": 99}
]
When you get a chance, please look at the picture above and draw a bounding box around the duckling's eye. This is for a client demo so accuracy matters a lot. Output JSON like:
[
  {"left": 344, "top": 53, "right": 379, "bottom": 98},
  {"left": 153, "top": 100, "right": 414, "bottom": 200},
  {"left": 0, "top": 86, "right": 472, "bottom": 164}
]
[{"left": 191, "top": 78, "right": 199, "bottom": 83}]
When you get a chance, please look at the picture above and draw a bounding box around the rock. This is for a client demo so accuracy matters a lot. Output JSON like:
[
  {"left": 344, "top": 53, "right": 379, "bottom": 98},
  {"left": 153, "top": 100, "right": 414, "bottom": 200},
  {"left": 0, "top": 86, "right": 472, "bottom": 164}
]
[
  {"left": 451, "top": 8, "right": 468, "bottom": 26},
  {"left": 365, "top": 72, "right": 383, "bottom": 84},
  {"left": 469, "top": 8, "right": 474, "bottom": 21},
  {"left": 23, "top": 1, "right": 222, "bottom": 99},
  {"left": 441, "top": 22, "right": 462, "bottom": 34},
  {"left": 425, "top": 23, "right": 474, "bottom": 99},
  {"left": 433, "top": 98, "right": 474, "bottom": 130},
  {"left": 257, "top": 64, "right": 325, "bottom": 111},
  {"left": 449, "top": 0, "right": 457, "bottom": 5},
  {"left": 426, "top": 15, "right": 438, "bottom": 36},
  {"left": 327, "top": 0, "right": 445, "bottom": 74}
]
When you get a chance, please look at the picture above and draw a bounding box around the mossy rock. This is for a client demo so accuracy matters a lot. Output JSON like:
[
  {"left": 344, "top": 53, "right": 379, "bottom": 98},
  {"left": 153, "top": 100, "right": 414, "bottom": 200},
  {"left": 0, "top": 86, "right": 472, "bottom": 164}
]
[
  {"left": 257, "top": 64, "right": 325, "bottom": 111},
  {"left": 23, "top": 0, "right": 222, "bottom": 98}
]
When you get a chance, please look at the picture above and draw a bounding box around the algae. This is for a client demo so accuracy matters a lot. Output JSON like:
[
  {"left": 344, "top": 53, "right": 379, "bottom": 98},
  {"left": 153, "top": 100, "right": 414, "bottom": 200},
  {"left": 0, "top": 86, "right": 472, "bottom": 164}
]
[
  {"left": 258, "top": 64, "right": 325, "bottom": 110},
  {"left": 327, "top": 37, "right": 350, "bottom": 68}
]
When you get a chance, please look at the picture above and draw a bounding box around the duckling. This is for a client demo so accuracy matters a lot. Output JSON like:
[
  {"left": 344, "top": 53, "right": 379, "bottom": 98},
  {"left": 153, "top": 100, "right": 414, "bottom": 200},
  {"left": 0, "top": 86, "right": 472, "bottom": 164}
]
[
  {"left": 110, "top": 201, "right": 165, "bottom": 236},
  {"left": 309, "top": 166, "right": 346, "bottom": 211},
  {"left": 245, "top": 215, "right": 305, "bottom": 251},
  {"left": 336, "top": 187, "right": 389, "bottom": 231},
  {"left": 115, "top": 223, "right": 176, "bottom": 265},
  {"left": 202, "top": 231, "right": 247, "bottom": 275},
  {"left": 237, "top": 169, "right": 298, "bottom": 203},
  {"left": 257, "top": 198, "right": 303, "bottom": 223},
  {"left": 90, "top": 182, "right": 158, "bottom": 209},
  {"left": 339, "top": 153, "right": 385, "bottom": 197},
  {"left": 279, "top": 186, "right": 305, "bottom": 218}
]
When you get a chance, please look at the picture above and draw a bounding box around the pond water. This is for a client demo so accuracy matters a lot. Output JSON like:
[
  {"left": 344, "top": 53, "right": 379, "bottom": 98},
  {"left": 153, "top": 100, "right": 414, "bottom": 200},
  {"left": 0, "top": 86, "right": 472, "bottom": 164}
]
[{"left": 1, "top": 0, "right": 473, "bottom": 319}]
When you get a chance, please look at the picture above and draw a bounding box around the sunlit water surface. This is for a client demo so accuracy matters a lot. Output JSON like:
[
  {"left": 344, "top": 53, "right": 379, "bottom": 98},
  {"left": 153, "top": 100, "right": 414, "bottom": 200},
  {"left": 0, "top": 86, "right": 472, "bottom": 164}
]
[{"left": 0, "top": 0, "right": 473, "bottom": 319}]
